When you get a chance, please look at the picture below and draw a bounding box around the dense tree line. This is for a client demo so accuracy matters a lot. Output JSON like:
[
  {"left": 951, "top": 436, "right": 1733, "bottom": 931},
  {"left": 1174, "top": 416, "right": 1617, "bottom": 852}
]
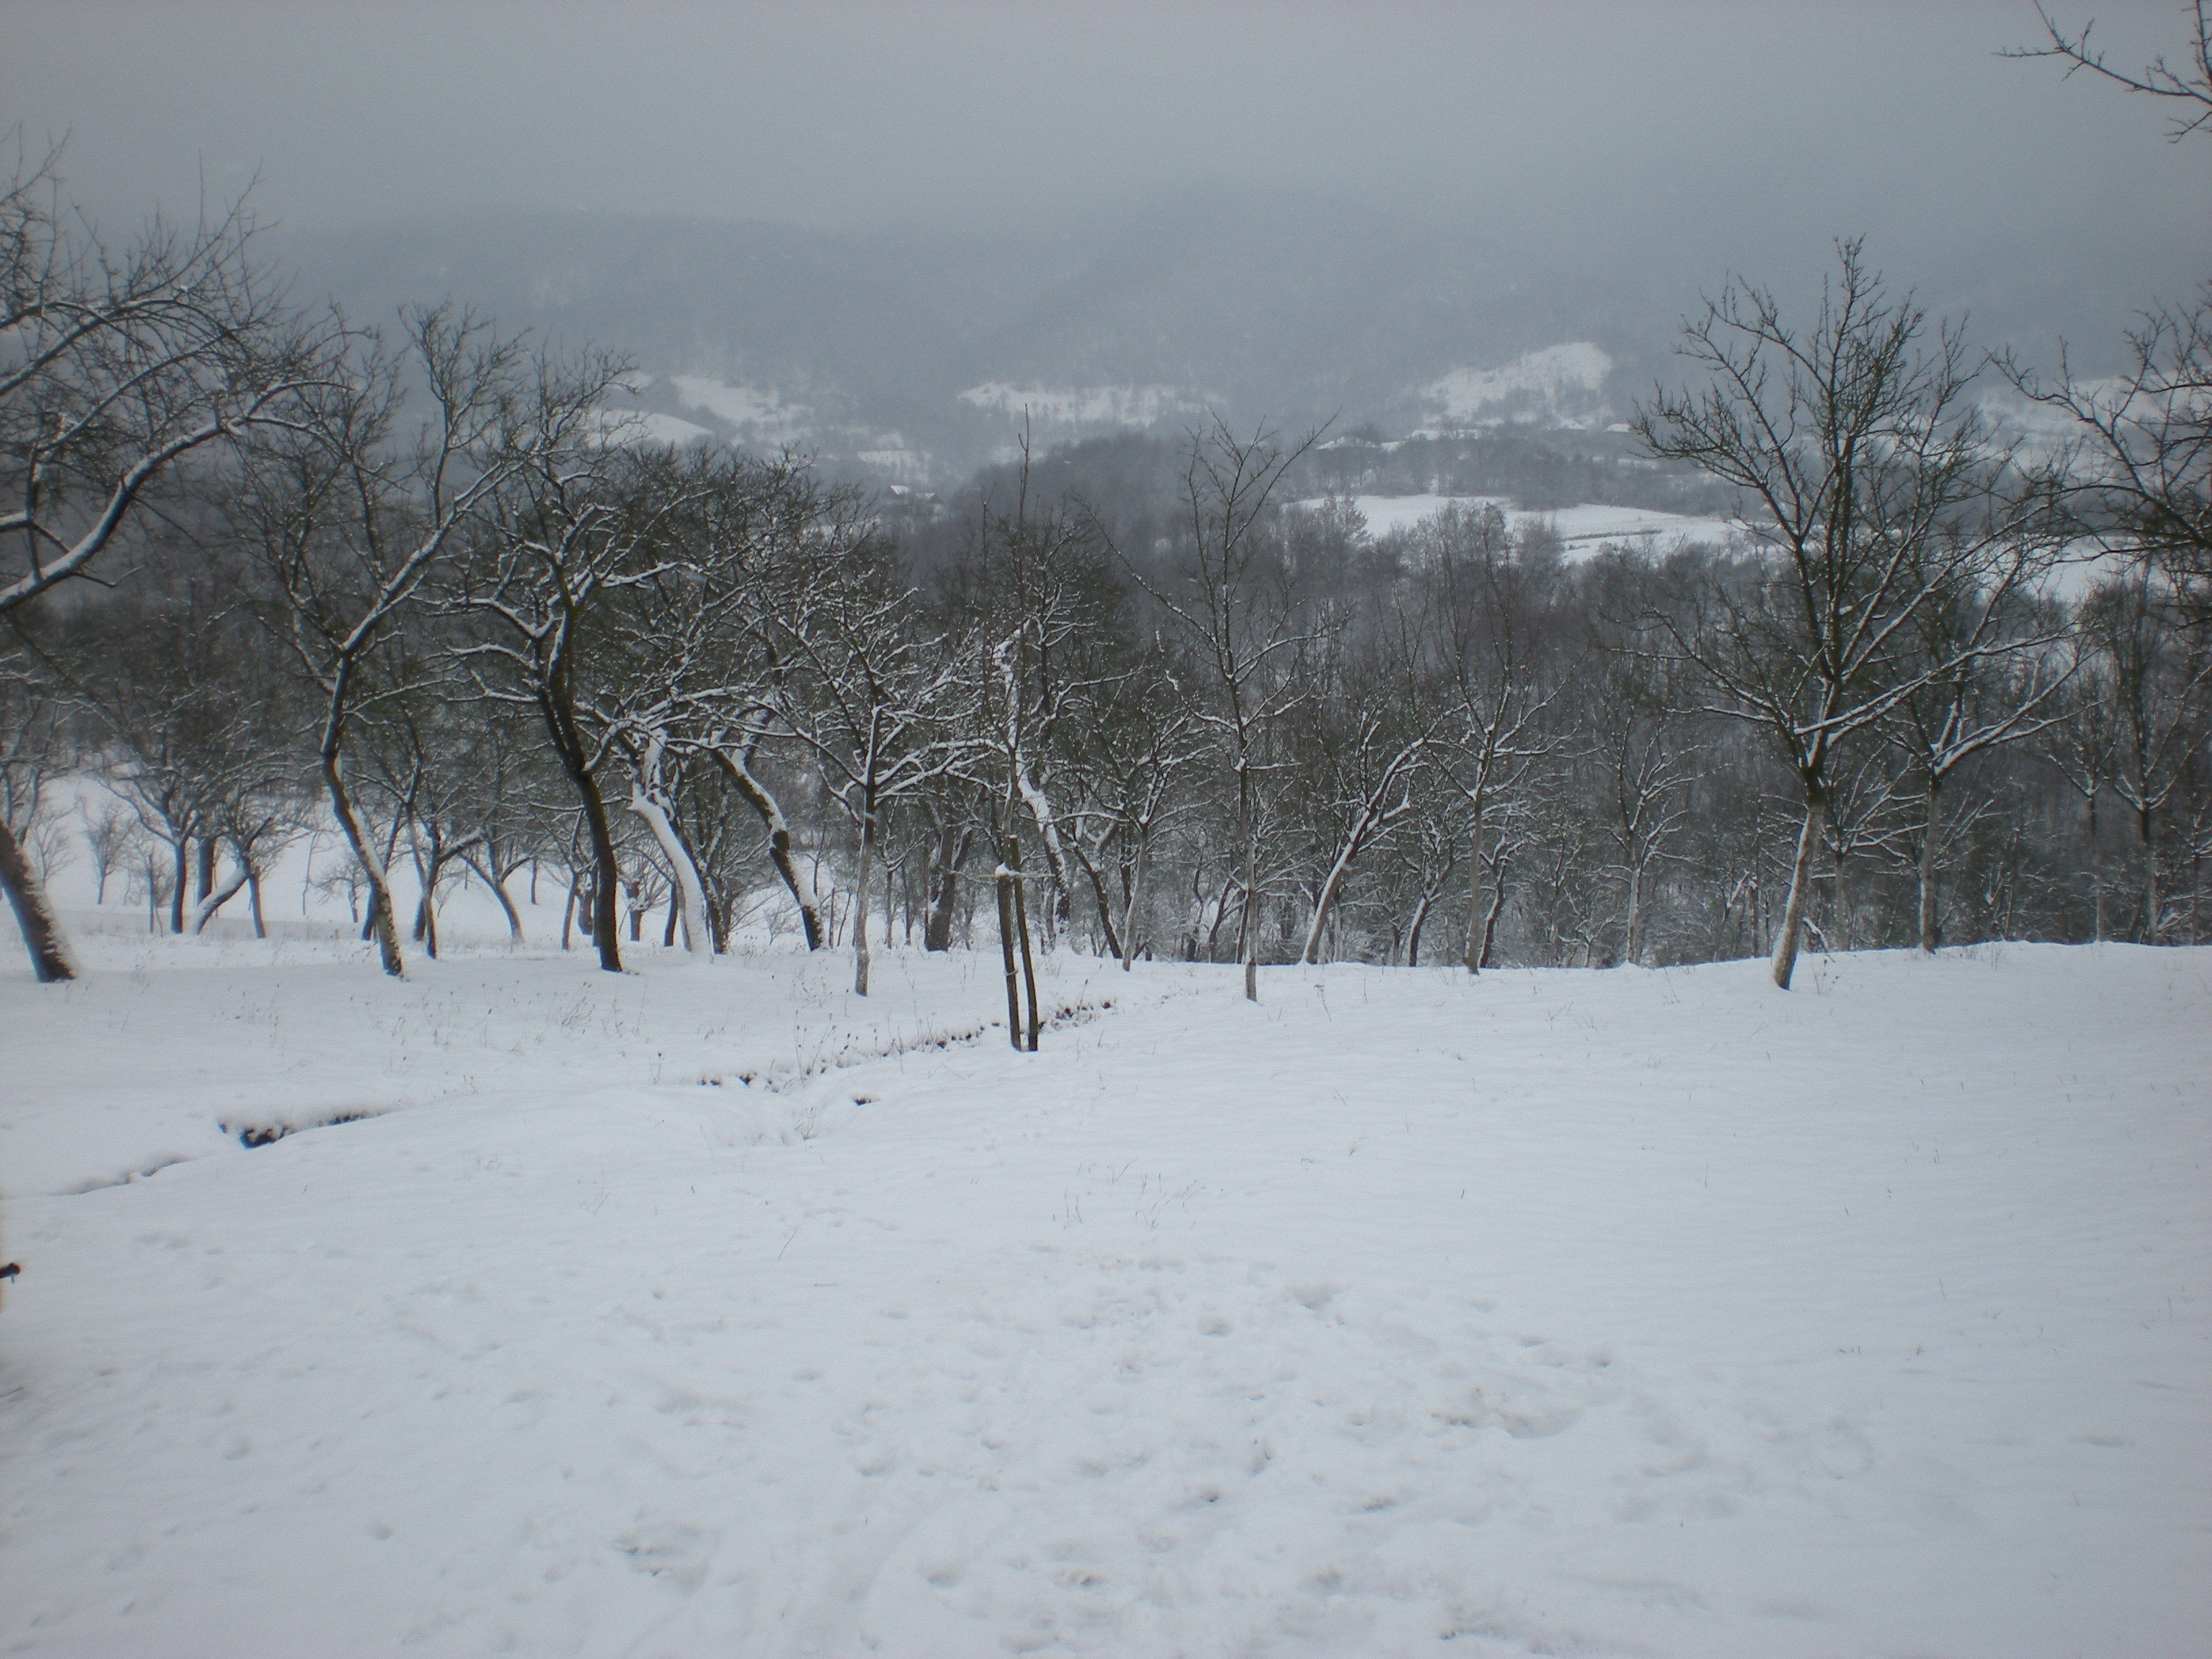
[{"left": 5, "top": 129, "right": 2208, "bottom": 1007}]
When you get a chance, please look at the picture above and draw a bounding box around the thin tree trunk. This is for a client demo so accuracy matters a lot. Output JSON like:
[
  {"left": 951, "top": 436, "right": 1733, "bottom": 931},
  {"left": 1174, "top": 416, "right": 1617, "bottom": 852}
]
[
  {"left": 1118, "top": 839, "right": 1147, "bottom": 973},
  {"left": 1478, "top": 851, "right": 1511, "bottom": 970},
  {"left": 1406, "top": 890, "right": 1433, "bottom": 966},
  {"left": 0, "top": 815, "right": 74, "bottom": 982},
  {"left": 1300, "top": 830, "right": 1366, "bottom": 966},
  {"left": 2088, "top": 793, "right": 2104, "bottom": 943},
  {"left": 1461, "top": 791, "right": 1486, "bottom": 974},
  {"left": 1772, "top": 785, "right": 1827, "bottom": 991},
  {"left": 1008, "top": 836, "right": 1041, "bottom": 1050},
  {"left": 247, "top": 867, "right": 266, "bottom": 940},
  {"left": 1621, "top": 867, "right": 1642, "bottom": 967},
  {"left": 996, "top": 855, "right": 1023, "bottom": 1049},
  {"left": 852, "top": 791, "right": 875, "bottom": 996},
  {"left": 1918, "top": 774, "right": 1942, "bottom": 954},
  {"left": 923, "top": 826, "right": 970, "bottom": 953},
  {"left": 2141, "top": 806, "right": 2159, "bottom": 943},
  {"left": 169, "top": 838, "right": 188, "bottom": 934},
  {"left": 195, "top": 836, "right": 216, "bottom": 905},
  {"left": 1240, "top": 764, "right": 1259, "bottom": 1002},
  {"left": 323, "top": 750, "right": 404, "bottom": 978}
]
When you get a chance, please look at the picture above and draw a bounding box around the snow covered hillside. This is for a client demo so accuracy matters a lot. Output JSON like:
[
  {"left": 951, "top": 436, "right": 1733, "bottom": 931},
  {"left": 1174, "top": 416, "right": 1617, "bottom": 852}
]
[{"left": 1, "top": 937, "right": 2207, "bottom": 1656}]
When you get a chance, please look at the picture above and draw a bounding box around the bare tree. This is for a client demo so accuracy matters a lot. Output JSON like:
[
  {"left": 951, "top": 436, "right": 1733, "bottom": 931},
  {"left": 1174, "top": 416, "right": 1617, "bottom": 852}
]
[
  {"left": 0, "top": 142, "right": 333, "bottom": 979},
  {"left": 1116, "top": 419, "right": 1322, "bottom": 1001},
  {"left": 1415, "top": 504, "right": 1559, "bottom": 974},
  {"left": 2007, "top": 1, "right": 2212, "bottom": 143},
  {"left": 775, "top": 546, "right": 978, "bottom": 996},
  {"left": 2079, "top": 567, "right": 2212, "bottom": 939},
  {"left": 243, "top": 309, "right": 572, "bottom": 977},
  {"left": 1637, "top": 242, "right": 2047, "bottom": 988}
]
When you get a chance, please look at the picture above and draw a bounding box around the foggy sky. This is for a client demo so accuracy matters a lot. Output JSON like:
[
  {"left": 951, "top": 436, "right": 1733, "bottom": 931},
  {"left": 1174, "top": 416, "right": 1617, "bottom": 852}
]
[{"left": 8, "top": 1, "right": 2208, "bottom": 320}]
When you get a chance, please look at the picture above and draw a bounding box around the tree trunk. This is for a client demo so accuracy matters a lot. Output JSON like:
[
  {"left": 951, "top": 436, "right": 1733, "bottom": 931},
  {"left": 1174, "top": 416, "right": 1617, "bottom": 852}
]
[
  {"left": 323, "top": 749, "right": 404, "bottom": 978},
  {"left": 1478, "top": 853, "right": 1511, "bottom": 971},
  {"left": 0, "top": 815, "right": 74, "bottom": 982},
  {"left": 1008, "top": 836, "right": 1041, "bottom": 1050},
  {"left": 169, "top": 838, "right": 188, "bottom": 934},
  {"left": 1118, "top": 840, "right": 1147, "bottom": 973},
  {"left": 711, "top": 745, "right": 823, "bottom": 950},
  {"left": 189, "top": 865, "right": 249, "bottom": 935},
  {"left": 2088, "top": 793, "right": 2104, "bottom": 943},
  {"left": 247, "top": 867, "right": 266, "bottom": 940},
  {"left": 1240, "top": 764, "right": 1260, "bottom": 1002},
  {"left": 195, "top": 836, "right": 216, "bottom": 905},
  {"left": 627, "top": 786, "right": 713, "bottom": 961},
  {"left": 1460, "top": 792, "right": 1486, "bottom": 974},
  {"left": 923, "top": 825, "right": 970, "bottom": 953},
  {"left": 996, "top": 855, "right": 1023, "bottom": 1049},
  {"left": 1918, "top": 774, "right": 1942, "bottom": 954},
  {"left": 1621, "top": 866, "right": 1642, "bottom": 968},
  {"left": 462, "top": 853, "right": 523, "bottom": 942},
  {"left": 1405, "top": 890, "right": 1433, "bottom": 967},
  {"left": 1771, "top": 785, "right": 1827, "bottom": 991},
  {"left": 852, "top": 790, "right": 875, "bottom": 996},
  {"left": 2140, "top": 806, "right": 2159, "bottom": 943}
]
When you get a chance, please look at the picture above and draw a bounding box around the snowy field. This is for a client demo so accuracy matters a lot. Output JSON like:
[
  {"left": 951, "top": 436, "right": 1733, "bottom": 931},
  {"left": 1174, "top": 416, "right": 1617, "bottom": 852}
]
[
  {"left": 1297, "top": 495, "right": 1738, "bottom": 555},
  {"left": 1, "top": 927, "right": 2207, "bottom": 1656}
]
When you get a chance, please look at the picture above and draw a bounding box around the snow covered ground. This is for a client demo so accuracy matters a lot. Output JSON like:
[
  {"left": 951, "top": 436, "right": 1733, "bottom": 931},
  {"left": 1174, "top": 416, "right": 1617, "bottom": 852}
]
[
  {"left": 1299, "top": 494, "right": 1738, "bottom": 555},
  {"left": 1, "top": 930, "right": 2207, "bottom": 1656}
]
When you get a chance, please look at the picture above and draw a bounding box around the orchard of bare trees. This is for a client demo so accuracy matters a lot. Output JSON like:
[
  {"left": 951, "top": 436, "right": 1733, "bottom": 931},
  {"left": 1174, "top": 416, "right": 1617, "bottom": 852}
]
[{"left": 4, "top": 125, "right": 2207, "bottom": 1007}]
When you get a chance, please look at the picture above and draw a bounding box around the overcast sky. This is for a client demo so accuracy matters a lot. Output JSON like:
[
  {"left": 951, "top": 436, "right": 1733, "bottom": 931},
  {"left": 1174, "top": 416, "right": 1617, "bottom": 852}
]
[{"left": 8, "top": 1, "right": 2207, "bottom": 314}]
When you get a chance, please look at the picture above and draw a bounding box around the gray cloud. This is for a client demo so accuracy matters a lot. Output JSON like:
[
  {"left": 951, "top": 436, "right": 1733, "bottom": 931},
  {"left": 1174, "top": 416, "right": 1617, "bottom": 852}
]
[{"left": 9, "top": 0, "right": 2206, "bottom": 345}]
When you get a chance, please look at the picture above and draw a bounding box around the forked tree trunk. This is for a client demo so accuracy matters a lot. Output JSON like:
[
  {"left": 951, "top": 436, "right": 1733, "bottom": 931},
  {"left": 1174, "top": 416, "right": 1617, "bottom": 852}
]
[
  {"left": 1771, "top": 785, "right": 1827, "bottom": 991},
  {"left": 1918, "top": 774, "right": 1942, "bottom": 954},
  {"left": 0, "top": 815, "right": 74, "bottom": 982}
]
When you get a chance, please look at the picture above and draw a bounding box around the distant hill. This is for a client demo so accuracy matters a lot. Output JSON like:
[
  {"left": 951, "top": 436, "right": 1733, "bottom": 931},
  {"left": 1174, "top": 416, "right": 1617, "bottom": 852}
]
[
  {"left": 276, "top": 189, "right": 2152, "bottom": 490},
  {"left": 279, "top": 192, "right": 1686, "bottom": 486}
]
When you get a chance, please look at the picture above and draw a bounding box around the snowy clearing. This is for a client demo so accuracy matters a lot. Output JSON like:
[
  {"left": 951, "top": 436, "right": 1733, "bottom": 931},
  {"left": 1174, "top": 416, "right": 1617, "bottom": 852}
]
[
  {"left": 1, "top": 936, "right": 2207, "bottom": 1656},
  {"left": 1300, "top": 494, "right": 1738, "bottom": 554}
]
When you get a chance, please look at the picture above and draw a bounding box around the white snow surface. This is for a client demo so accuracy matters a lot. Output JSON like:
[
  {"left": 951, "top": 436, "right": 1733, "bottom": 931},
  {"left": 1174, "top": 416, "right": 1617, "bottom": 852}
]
[
  {"left": 956, "top": 383, "right": 1215, "bottom": 428},
  {"left": 1304, "top": 493, "right": 1738, "bottom": 553},
  {"left": 1422, "top": 344, "right": 1614, "bottom": 426},
  {"left": 2, "top": 933, "right": 2207, "bottom": 1656}
]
